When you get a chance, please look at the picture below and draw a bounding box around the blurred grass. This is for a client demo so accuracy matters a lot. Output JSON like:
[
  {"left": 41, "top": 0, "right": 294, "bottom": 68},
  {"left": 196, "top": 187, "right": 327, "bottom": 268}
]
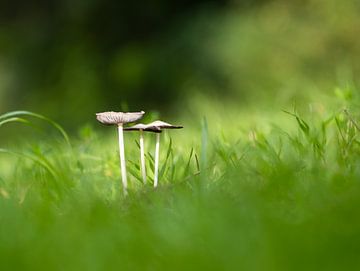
[{"left": 1, "top": 88, "right": 360, "bottom": 270}]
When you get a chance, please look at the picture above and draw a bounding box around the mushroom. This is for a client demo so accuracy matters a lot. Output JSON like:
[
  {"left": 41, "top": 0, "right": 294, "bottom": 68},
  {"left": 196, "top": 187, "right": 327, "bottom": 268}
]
[
  {"left": 130, "top": 120, "right": 183, "bottom": 187},
  {"left": 123, "top": 124, "right": 161, "bottom": 184},
  {"left": 96, "top": 111, "right": 145, "bottom": 195}
]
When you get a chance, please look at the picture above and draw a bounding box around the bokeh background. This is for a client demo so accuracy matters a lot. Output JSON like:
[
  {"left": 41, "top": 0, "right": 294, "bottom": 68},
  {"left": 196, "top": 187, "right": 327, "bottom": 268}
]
[
  {"left": 2, "top": 2, "right": 360, "bottom": 270},
  {"left": 0, "top": 0, "right": 359, "bottom": 129}
]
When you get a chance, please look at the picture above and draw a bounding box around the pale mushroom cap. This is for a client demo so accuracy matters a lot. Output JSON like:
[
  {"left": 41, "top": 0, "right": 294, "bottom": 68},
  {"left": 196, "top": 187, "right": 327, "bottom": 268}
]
[
  {"left": 96, "top": 111, "right": 145, "bottom": 125},
  {"left": 124, "top": 120, "right": 183, "bottom": 132},
  {"left": 124, "top": 123, "right": 161, "bottom": 133},
  {"left": 146, "top": 120, "right": 183, "bottom": 129}
]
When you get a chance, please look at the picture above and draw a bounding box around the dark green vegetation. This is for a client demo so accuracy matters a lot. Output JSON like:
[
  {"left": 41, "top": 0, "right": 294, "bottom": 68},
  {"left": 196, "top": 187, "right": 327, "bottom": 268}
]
[
  {"left": 1, "top": 0, "right": 360, "bottom": 127},
  {"left": 1, "top": 90, "right": 360, "bottom": 270}
]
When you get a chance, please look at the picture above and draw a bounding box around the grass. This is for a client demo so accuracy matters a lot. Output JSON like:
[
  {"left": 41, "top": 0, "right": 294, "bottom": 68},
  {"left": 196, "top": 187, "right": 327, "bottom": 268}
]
[{"left": 1, "top": 91, "right": 360, "bottom": 270}]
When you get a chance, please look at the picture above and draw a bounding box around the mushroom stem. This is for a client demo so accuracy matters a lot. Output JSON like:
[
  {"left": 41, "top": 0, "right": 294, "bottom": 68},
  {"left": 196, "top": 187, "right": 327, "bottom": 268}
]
[
  {"left": 117, "top": 123, "right": 128, "bottom": 195},
  {"left": 154, "top": 133, "right": 160, "bottom": 187},
  {"left": 139, "top": 129, "right": 147, "bottom": 184}
]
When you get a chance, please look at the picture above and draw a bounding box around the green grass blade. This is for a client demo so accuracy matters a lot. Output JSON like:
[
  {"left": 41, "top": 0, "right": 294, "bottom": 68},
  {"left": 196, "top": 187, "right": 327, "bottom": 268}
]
[
  {"left": 200, "top": 117, "right": 208, "bottom": 175},
  {"left": 0, "top": 111, "right": 70, "bottom": 145},
  {"left": 182, "top": 148, "right": 194, "bottom": 178},
  {"left": 159, "top": 138, "right": 172, "bottom": 179},
  {"left": 0, "top": 117, "right": 30, "bottom": 127}
]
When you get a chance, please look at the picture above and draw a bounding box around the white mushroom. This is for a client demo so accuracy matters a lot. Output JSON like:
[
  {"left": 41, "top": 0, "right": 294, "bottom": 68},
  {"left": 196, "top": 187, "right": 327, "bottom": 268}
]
[
  {"left": 125, "top": 121, "right": 182, "bottom": 187},
  {"left": 143, "top": 121, "right": 183, "bottom": 187},
  {"left": 124, "top": 124, "right": 160, "bottom": 184},
  {"left": 96, "top": 111, "right": 145, "bottom": 195}
]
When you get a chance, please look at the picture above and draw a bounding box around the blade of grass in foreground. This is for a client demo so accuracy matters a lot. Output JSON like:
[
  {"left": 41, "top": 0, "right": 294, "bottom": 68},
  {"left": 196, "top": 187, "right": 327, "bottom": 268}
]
[
  {"left": 0, "top": 117, "right": 30, "bottom": 127},
  {"left": 159, "top": 138, "right": 172, "bottom": 180},
  {"left": 0, "top": 111, "right": 70, "bottom": 146},
  {"left": 200, "top": 117, "right": 208, "bottom": 183}
]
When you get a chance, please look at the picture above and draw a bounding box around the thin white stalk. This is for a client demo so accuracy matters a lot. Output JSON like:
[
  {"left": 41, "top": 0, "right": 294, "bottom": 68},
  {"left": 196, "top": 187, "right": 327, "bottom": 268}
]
[
  {"left": 139, "top": 129, "right": 147, "bottom": 184},
  {"left": 117, "top": 124, "right": 127, "bottom": 195},
  {"left": 154, "top": 133, "right": 161, "bottom": 187}
]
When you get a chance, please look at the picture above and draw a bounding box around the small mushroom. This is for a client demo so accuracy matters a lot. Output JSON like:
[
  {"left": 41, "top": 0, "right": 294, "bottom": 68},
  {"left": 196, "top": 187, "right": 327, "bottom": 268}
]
[
  {"left": 124, "top": 121, "right": 183, "bottom": 187},
  {"left": 145, "top": 121, "right": 183, "bottom": 187},
  {"left": 96, "top": 111, "right": 145, "bottom": 195},
  {"left": 123, "top": 124, "right": 160, "bottom": 184}
]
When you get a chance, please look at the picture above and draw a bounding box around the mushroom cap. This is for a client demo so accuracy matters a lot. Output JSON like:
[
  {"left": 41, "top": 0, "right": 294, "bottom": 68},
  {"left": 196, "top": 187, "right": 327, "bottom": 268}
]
[
  {"left": 124, "top": 123, "right": 161, "bottom": 133},
  {"left": 96, "top": 111, "right": 145, "bottom": 125},
  {"left": 124, "top": 120, "right": 183, "bottom": 132},
  {"left": 146, "top": 120, "right": 183, "bottom": 130}
]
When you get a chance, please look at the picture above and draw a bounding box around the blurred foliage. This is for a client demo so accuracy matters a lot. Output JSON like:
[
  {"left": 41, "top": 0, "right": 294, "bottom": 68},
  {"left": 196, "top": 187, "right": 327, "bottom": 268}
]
[
  {"left": 1, "top": 90, "right": 360, "bottom": 270},
  {"left": 0, "top": 0, "right": 359, "bottom": 128}
]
